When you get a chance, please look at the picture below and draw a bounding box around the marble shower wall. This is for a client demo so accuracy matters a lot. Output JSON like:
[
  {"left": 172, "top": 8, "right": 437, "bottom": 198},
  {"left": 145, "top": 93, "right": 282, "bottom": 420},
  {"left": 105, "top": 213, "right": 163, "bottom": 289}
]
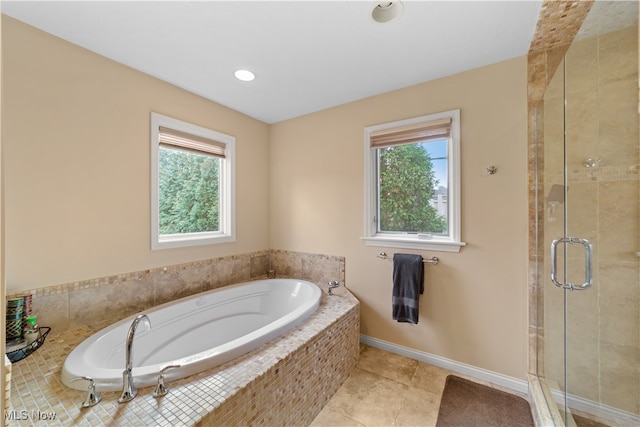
[{"left": 6, "top": 250, "right": 345, "bottom": 335}]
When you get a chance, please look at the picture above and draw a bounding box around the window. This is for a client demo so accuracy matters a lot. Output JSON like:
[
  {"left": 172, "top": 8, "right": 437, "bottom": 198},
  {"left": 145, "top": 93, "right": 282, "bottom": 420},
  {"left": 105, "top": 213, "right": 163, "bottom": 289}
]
[
  {"left": 363, "top": 109, "right": 464, "bottom": 252},
  {"left": 151, "top": 113, "right": 235, "bottom": 249}
]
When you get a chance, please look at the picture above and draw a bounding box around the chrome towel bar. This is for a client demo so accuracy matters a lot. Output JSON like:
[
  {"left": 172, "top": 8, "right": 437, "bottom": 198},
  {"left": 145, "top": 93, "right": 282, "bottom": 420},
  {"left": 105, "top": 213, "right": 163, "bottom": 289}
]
[{"left": 377, "top": 252, "right": 439, "bottom": 265}]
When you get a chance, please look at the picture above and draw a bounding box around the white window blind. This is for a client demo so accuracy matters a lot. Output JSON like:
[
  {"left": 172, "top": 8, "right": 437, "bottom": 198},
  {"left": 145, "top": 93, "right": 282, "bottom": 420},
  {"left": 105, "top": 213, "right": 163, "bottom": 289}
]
[
  {"left": 369, "top": 118, "right": 452, "bottom": 148},
  {"left": 158, "top": 126, "right": 226, "bottom": 158}
]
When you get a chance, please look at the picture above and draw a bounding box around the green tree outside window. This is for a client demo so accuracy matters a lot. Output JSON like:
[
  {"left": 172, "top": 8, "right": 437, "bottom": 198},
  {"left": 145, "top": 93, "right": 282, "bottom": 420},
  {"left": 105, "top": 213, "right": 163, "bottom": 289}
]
[
  {"left": 159, "top": 147, "right": 220, "bottom": 235},
  {"left": 378, "top": 143, "right": 447, "bottom": 234}
]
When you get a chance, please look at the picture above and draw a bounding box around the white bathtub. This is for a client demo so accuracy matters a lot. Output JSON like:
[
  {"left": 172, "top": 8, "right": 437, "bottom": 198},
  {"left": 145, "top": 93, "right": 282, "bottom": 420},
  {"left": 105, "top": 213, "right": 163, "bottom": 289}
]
[{"left": 61, "top": 278, "right": 322, "bottom": 391}]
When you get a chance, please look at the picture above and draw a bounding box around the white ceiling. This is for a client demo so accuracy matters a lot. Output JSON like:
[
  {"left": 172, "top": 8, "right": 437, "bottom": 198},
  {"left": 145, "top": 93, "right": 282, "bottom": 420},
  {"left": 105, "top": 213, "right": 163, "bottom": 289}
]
[{"left": 2, "top": 1, "right": 543, "bottom": 124}]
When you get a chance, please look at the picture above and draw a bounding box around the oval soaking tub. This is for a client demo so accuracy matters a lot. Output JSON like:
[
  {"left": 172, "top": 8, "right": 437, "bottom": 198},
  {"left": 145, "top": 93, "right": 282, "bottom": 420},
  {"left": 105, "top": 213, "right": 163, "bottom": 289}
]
[{"left": 61, "top": 278, "right": 322, "bottom": 391}]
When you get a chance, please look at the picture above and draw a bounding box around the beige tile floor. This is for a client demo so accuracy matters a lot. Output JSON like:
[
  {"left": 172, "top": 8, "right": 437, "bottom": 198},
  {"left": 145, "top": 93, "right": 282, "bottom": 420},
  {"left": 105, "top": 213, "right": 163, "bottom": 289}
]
[
  {"left": 310, "top": 345, "right": 450, "bottom": 427},
  {"left": 311, "top": 345, "right": 608, "bottom": 427}
]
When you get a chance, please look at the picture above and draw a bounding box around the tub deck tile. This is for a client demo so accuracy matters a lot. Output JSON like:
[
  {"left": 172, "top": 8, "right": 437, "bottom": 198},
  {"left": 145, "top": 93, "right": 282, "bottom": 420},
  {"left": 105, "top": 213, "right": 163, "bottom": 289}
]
[{"left": 7, "top": 289, "right": 359, "bottom": 426}]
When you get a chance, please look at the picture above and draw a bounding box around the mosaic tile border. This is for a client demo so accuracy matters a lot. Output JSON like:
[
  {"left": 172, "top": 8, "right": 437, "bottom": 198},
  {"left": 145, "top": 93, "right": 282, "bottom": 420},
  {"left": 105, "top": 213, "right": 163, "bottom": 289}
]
[{"left": 529, "top": 0, "right": 594, "bottom": 54}]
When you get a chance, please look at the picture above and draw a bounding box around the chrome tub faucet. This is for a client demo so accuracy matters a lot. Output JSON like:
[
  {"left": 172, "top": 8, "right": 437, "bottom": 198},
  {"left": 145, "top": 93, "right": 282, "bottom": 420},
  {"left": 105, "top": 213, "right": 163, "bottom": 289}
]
[{"left": 118, "top": 313, "right": 151, "bottom": 403}]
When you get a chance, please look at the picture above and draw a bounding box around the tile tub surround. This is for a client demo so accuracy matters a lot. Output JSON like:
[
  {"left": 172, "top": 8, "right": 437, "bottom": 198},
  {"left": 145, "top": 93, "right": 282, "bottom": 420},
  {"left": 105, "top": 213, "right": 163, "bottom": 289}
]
[
  {"left": 6, "top": 249, "right": 346, "bottom": 335},
  {"left": 7, "top": 286, "right": 360, "bottom": 426}
]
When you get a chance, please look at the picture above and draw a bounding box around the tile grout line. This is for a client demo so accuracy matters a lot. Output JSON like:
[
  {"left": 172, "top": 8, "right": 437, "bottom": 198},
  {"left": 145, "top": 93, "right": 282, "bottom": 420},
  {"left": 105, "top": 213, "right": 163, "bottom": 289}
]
[{"left": 391, "top": 360, "right": 422, "bottom": 426}]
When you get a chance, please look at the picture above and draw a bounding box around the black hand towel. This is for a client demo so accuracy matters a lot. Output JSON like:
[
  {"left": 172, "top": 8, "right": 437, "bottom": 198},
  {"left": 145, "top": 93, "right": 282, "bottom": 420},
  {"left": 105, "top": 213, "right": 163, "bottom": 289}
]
[{"left": 392, "top": 253, "right": 424, "bottom": 324}]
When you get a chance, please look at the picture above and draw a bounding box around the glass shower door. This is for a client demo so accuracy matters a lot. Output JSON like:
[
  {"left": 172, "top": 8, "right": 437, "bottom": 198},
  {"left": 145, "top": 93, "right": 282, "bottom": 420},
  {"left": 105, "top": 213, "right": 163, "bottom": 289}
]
[
  {"left": 543, "top": 53, "right": 599, "bottom": 425},
  {"left": 543, "top": 3, "right": 639, "bottom": 425}
]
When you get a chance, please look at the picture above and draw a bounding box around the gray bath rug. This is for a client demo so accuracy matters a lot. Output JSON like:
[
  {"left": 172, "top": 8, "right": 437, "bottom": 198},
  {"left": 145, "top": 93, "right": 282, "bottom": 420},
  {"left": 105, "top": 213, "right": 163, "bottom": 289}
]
[{"left": 436, "top": 375, "right": 534, "bottom": 427}]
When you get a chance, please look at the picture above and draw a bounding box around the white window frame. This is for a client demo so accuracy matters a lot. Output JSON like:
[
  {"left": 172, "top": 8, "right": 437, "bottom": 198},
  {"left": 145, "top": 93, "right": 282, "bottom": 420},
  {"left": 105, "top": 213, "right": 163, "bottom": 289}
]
[
  {"left": 363, "top": 109, "right": 465, "bottom": 252},
  {"left": 150, "top": 112, "right": 236, "bottom": 250}
]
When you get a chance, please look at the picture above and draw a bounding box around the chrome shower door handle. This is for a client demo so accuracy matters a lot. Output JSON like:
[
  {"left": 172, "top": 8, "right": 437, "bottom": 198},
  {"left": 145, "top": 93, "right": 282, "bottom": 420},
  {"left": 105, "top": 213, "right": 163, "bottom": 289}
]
[{"left": 551, "top": 237, "right": 593, "bottom": 290}]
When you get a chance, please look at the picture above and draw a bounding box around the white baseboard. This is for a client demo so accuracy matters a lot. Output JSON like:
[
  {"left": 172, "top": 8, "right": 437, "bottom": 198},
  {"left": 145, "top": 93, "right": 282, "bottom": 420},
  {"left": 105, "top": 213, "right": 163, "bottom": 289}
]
[{"left": 359, "top": 334, "right": 529, "bottom": 395}]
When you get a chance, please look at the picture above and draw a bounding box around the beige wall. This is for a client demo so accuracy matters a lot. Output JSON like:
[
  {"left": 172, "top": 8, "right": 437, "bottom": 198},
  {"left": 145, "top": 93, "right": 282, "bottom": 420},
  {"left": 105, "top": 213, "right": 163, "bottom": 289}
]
[
  {"left": 270, "top": 57, "right": 530, "bottom": 379},
  {"left": 3, "top": 16, "right": 270, "bottom": 292},
  {"left": 4, "top": 15, "right": 530, "bottom": 380}
]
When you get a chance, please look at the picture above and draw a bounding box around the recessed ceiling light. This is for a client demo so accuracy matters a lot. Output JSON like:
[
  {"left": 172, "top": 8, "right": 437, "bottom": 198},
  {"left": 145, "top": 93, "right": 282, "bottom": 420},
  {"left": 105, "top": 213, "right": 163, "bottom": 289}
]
[
  {"left": 234, "top": 69, "right": 255, "bottom": 82},
  {"left": 371, "top": 1, "right": 403, "bottom": 23}
]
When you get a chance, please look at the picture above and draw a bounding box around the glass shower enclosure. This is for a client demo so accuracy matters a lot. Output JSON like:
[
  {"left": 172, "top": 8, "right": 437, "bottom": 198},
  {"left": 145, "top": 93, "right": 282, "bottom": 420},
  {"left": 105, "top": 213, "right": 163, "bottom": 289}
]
[{"left": 538, "top": 2, "right": 639, "bottom": 425}]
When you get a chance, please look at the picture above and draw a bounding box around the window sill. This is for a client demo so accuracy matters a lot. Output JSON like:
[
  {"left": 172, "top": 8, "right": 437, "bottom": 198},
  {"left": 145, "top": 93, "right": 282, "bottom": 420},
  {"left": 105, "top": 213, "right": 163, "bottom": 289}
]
[
  {"left": 152, "top": 232, "right": 235, "bottom": 250},
  {"left": 362, "top": 235, "right": 465, "bottom": 253}
]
